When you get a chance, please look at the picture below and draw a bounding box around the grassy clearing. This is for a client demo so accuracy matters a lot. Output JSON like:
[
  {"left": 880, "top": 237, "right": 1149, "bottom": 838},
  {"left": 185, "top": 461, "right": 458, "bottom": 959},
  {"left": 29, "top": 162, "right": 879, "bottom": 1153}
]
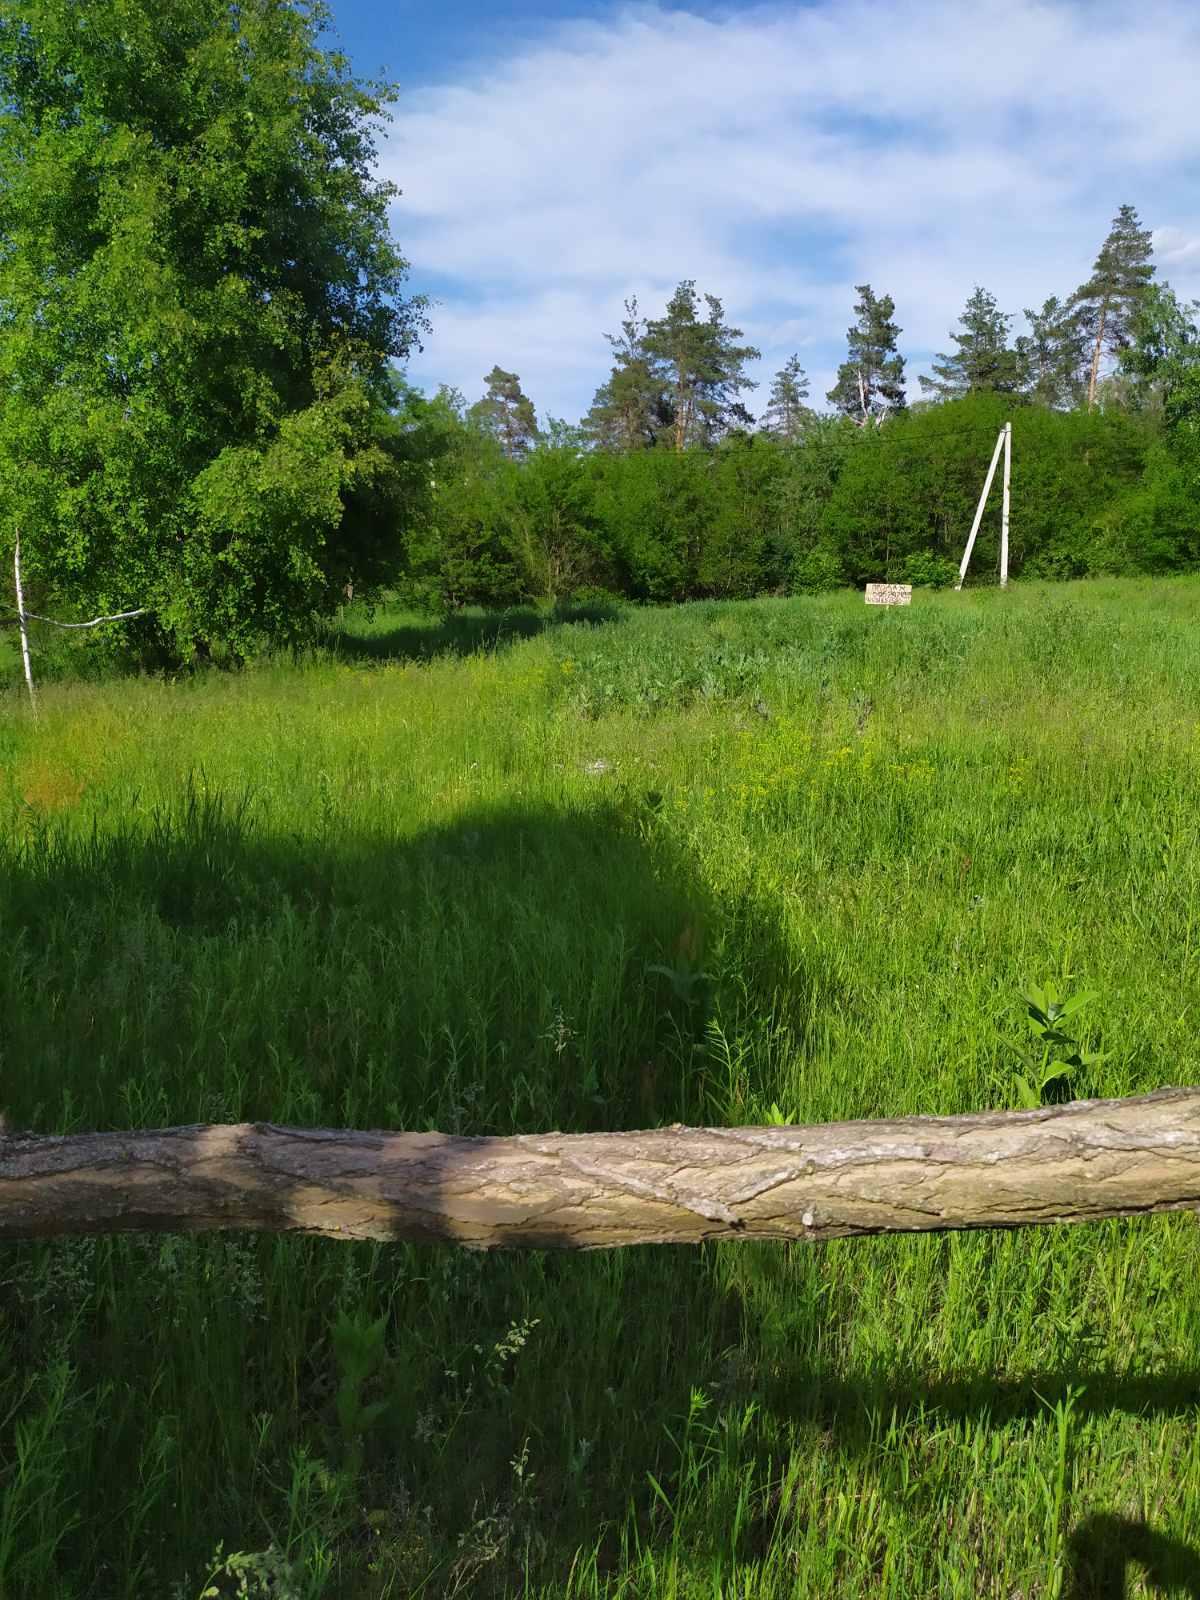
[{"left": 3, "top": 578, "right": 1200, "bottom": 1597}]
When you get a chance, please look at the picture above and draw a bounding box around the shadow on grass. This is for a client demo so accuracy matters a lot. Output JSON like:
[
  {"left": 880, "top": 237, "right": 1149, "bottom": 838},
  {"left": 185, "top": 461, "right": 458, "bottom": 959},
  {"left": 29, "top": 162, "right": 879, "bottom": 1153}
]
[
  {"left": 3, "top": 793, "right": 1198, "bottom": 1592},
  {"left": 1065, "top": 1515, "right": 1200, "bottom": 1598},
  {"left": 330, "top": 599, "right": 625, "bottom": 663}
]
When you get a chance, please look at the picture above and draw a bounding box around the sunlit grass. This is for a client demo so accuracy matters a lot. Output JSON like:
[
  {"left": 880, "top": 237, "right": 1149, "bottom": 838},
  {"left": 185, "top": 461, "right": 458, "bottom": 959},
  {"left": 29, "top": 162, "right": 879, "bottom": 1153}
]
[{"left": 2, "top": 577, "right": 1200, "bottom": 1596}]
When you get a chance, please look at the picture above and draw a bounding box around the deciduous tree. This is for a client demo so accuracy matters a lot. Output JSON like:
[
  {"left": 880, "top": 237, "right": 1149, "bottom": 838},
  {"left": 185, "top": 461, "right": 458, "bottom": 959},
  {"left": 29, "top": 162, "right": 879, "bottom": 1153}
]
[{"left": 0, "top": 0, "right": 428, "bottom": 663}]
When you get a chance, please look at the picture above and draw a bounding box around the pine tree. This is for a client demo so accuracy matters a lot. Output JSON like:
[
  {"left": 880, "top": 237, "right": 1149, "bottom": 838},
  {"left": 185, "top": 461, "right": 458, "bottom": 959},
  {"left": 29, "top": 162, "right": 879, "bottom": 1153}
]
[
  {"left": 582, "top": 298, "right": 672, "bottom": 451},
  {"left": 1072, "top": 205, "right": 1156, "bottom": 410},
  {"left": 1015, "top": 296, "right": 1088, "bottom": 409},
  {"left": 760, "top": 355, "right": 811, "bottom": 441},
  {"left": 827, "top": 286, "right": 906, "bottom": 421},
  {"left": 919, "top": 287, "right": 1023, "bottom": 400},
  {"left": 642, "top": 282, "right": 760, "bottom": 452},
  {"left": 468, "top": 367, "right": 539, "bottom": 460}
]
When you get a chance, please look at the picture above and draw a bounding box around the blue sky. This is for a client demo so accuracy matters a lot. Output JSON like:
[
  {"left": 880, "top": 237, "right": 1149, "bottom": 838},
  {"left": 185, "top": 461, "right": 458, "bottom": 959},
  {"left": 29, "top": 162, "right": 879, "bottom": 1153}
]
[{"left": 322, "top": 0, "right": 1200, "bottom": 424}]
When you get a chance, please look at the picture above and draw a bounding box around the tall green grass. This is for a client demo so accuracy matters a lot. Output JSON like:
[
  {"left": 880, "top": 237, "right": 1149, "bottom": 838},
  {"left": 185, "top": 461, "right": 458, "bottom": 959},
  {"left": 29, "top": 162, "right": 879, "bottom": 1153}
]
[{"left": 3, "top": 578, "right": 1200, "bottom": 1597}]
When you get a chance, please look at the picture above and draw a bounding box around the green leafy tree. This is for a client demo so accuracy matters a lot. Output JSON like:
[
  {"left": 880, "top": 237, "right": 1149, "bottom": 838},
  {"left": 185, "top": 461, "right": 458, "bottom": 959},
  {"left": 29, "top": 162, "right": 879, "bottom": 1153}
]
[
  {"left": 587, "top": 448, "right": 714, "bottom": 598},
  {"left": 1016, "top": 296, "right": 1088, "bottom": 409},
  {"left": 468, "top": 367, "right": 539, "bottom": 461},
  {"left": 0, "top": 0, "right": 427, "bottom": 663},
  {"left": 509, "top": 421, "right": 609, "bottom": 601},
  {"left": 919, "top": 286, "right": 1024, "bottom": 399},
  {"left": 401, "top": 390, "right": 528, "bottom": 611},
  {"left": 819, "top": 393, "right": 1152, "bottom": 583},
  {"left": 1072, "top": 204, "right": 1156, "bottom": 410},
  {"left": 582, "top": 298, "right": 672, "bottom": 451},
  {"left": 699, "top": 432, "right": 788, "bottom": 595},
  {"left": 827, "top": 286, "right": 907, "bottom": 421},
  {"left": 1118, "top": 284, "right": 1200, "bottom": 414},
  {"left": 760, "top": 355, "right": 811, "bottom": 441},
  {"left": 642, "top": 282, "right": 760, "bottom": 453},
  {"left": 1092, "top": 284, "right": 1200, "bottom": 573},
  {"left": 771, "top": 415, "right": 858, "bottom": 590}
]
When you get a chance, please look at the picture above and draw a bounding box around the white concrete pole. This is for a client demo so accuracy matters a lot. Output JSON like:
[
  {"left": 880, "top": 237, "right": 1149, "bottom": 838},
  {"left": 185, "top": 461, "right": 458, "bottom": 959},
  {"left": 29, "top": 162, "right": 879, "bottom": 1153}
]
[
  {"left": 1000, "top": 421, "right": 1011, "bottom": 588},
  {"left": 955, "top": 427, "right": 1007, "bottom": 591}
]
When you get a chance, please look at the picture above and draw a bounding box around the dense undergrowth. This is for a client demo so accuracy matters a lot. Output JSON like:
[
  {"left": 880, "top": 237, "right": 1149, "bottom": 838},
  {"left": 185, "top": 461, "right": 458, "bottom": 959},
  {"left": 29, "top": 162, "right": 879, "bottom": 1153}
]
[{"left": 3, "top": 579, "right": 1200, "bottom": 1596}]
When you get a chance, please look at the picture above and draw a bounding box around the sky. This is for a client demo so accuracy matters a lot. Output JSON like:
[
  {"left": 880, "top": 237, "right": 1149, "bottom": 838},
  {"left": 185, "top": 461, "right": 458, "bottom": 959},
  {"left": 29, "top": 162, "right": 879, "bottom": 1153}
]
[{"left": 323, "top": 0, "right": 1200, "bottom": 425}]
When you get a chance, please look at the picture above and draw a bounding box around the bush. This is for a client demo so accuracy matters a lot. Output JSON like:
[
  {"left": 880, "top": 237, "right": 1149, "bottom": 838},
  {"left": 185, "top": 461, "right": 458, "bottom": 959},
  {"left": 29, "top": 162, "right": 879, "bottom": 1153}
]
[{"left": 901, "top": 550, "right": 960, "bottom": 589}]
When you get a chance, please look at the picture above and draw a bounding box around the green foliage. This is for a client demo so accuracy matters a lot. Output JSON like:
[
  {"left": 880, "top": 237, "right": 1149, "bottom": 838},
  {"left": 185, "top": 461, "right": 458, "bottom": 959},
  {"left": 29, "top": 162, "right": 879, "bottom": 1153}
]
[
  {"left": 582, "top": 297, "right": 673, "bottom": 452},
  {"left": 0, "top": 0, "right": 426, "bottom": 663},
  {"left": 1005, "top": 982, "right": 1106, "bottom": 1109},
  {"left": 819, "top": 394, "right": 1154, "bottom": 583},
  {"left": 5, "top": 580, "right": 1200, "bottom": 1594},
  {"left": 826, "top": 284, "right": 906, "bottom": 420},
  {"left": 1016, "top": 296, "right": 1088, "bottom": 409},
  {"left": 331, "top": 1310, "right": 389, "bottom": 1474},
  {"left": 509, "top": 425, "right": 610, "bottom": 602},
  {"left": 920, "top": 286, "right": 1024, "bottom": 400},
  {"left": 468, "top": 366, "right": 539, "bottom": 461},
  {"left": 900, "top": 549, "right": 959, "bottom": 589},
  {"left": 1072, "top": 204, "right": 1156, "bottom": 406},
  {"left": 760, "top": 355, "right": 812, "bottom": 441},
  {"left": 397, "top": 388, "right": 528, "bottom": 612},
  {"left": 393, "top": 387, "right": 1176, "bottom": 609},
  {"left": 642, "top": 281, "right": 761, "bottom": 451}
]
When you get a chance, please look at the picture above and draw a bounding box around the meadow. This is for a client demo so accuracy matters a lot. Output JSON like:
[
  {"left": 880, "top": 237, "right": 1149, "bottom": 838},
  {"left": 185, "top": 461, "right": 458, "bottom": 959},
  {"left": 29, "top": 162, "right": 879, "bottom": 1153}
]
[{"left": 3, "top": 578, "right": 1200, "bottom": 1597}]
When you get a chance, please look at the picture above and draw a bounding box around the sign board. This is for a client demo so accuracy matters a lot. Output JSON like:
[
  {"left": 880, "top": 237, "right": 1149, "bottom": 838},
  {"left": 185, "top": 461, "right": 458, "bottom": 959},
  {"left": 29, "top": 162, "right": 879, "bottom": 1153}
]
[{"left": 864, "top": 583, "right": 912, "bottom": 607}]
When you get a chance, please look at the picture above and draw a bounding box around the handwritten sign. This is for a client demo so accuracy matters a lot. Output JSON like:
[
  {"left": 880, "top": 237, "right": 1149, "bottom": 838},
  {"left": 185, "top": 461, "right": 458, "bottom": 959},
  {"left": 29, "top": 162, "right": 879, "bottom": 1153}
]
[{"left": 864, "top": 583, "right": 912, "bottom": 607}]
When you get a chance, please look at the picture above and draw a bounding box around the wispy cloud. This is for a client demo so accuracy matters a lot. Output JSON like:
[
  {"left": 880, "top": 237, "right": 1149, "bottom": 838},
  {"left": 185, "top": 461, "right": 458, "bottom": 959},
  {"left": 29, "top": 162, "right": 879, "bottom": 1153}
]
[{"left": 383, "top": 0, "right": 1200, "bottom": 421}]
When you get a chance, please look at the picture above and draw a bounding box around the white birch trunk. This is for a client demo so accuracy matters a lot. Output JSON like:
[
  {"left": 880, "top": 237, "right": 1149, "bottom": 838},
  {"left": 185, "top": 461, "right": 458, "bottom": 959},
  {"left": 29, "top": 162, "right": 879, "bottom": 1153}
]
[{"left": 13, "top": 535, "right": 37, "bottom": 715}]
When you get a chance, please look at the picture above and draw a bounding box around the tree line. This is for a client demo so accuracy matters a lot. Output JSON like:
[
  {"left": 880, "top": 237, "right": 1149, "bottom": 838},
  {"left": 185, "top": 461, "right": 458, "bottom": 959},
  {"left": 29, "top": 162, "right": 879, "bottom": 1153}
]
[
  {"left": 403, "top": 201, "right": 1199, "bottom": 608},
  {"left": 1, "top": 0, "right": 1198, "bottom": 669}
]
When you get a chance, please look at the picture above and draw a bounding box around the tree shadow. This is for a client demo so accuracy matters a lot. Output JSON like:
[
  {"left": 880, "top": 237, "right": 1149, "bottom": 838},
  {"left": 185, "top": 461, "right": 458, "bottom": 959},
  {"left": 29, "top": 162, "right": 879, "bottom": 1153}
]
[
  {"left": 330, "top": 599, "right": 625, "bottom": 663},
  {"left": 4, "top": 796, "right": 1199, "bottom": 1592},
  {"left": 1065, "top": 1515, "right": 1200, "bottom": 1598}
]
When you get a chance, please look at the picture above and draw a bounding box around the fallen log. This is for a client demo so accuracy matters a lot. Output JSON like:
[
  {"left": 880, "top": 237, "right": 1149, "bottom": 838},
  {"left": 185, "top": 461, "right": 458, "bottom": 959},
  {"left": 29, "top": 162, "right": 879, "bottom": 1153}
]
[{"left": 2, "top": 1089, "right": 1199, "bottom": 1248}]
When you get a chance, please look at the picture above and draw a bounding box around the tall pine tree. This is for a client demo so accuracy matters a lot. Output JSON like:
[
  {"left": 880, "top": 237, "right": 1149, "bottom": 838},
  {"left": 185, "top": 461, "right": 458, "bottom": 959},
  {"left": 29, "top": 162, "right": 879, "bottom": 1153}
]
[
  {"left": 919, "top": 287, "right": 1023, "bottom": 399},
  {"left": 827, "top": 286, "right": 906, "bottom": 421},
  {"left": 582, "top": 298, "right": 672, "bottom": 451},
  {"left": 760, "top": 355, "right": 811, "bottom": 441},
  {"left": 642, "top": 282, "right": 760, "bottom": 452},
  {"left": 468, "top": 367, "right": 539, "bottom": 460},
  {"left": 1016, "top": 296, "right": 1088, "bottom": 409},
  {"left": 1072, "top": 205, "right": 1156, "bottom": 410}
]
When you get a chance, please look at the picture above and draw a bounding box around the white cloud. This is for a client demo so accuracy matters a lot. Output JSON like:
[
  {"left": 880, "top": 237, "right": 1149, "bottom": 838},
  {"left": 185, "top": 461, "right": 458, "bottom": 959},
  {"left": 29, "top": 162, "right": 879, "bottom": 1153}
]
[
  {"left": 1154, "top": 227, "right": 1200, "bottom": 277},
  {"left": 384, "top": 0, "right": 1200, "bottom": 419}
]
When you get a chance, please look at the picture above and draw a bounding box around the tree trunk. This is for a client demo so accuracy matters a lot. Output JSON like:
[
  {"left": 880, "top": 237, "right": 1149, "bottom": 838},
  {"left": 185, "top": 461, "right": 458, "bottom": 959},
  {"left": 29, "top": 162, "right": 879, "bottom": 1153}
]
[
  {"left": 2, "top": 1090, "right": 1199, "bottom": 1248},
  {"left": 1087, "top": 305, "right": 1107, "bottom": 410}
]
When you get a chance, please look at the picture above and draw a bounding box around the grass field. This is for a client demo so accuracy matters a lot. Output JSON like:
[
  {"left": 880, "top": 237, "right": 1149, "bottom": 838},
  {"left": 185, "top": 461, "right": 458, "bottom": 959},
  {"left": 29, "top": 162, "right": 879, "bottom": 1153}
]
[{"left": 3, "top": 579, "right": 1200, "bottom": 1598}]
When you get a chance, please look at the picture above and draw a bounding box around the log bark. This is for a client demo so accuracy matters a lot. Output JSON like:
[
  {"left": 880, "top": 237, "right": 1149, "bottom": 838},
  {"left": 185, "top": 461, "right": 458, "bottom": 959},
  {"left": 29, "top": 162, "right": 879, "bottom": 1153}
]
[{"left": 2, "top": 1090, "right": 1199, "bottom": 1248}]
